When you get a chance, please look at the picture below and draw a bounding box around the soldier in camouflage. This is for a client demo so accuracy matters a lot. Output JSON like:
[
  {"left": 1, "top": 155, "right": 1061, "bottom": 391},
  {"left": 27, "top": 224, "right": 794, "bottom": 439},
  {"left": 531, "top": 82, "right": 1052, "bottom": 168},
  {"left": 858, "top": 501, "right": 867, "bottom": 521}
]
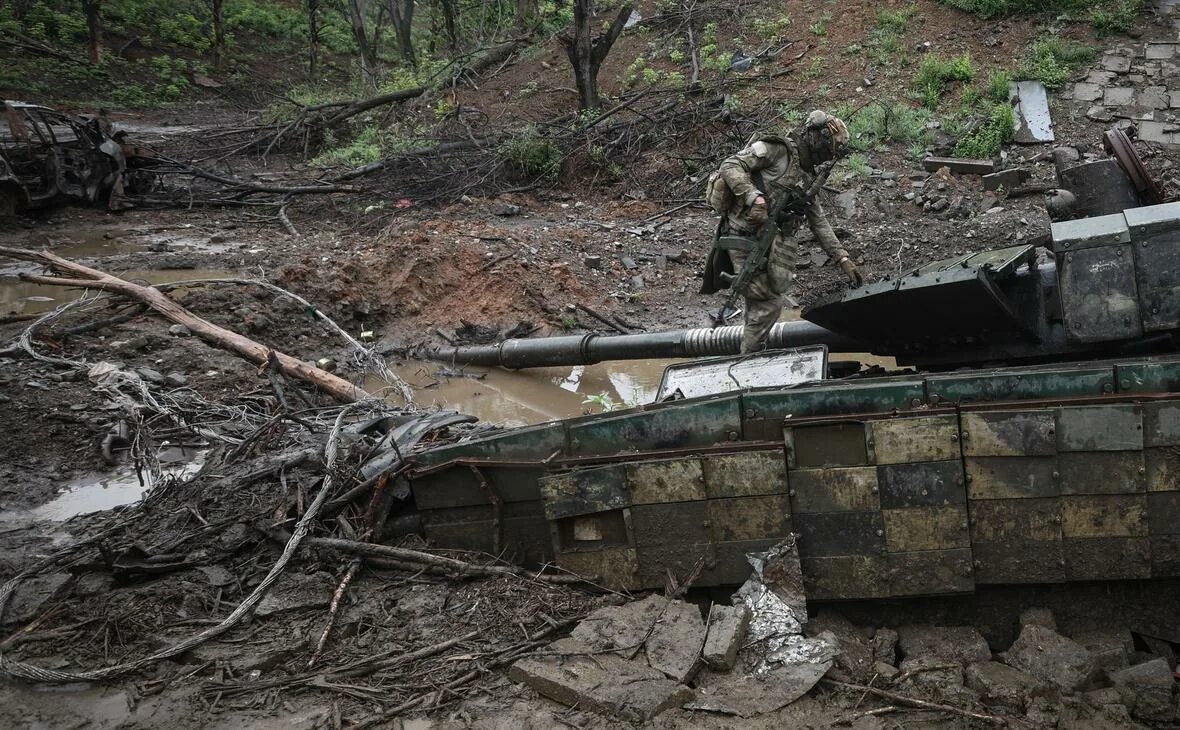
[{"left": 703, "top": 110, "right": 864, "bottom": 352}]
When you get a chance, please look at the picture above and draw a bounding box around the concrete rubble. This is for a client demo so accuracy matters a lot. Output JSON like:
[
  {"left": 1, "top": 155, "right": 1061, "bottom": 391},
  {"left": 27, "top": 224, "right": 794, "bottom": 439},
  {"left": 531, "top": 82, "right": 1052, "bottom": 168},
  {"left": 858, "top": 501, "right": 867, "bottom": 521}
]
[
  {"left": 702, "top": 604, "right": 749, "bottom": 671},
  {"left": 1003, "top": 623, "right": 1096, "bottom": 693}
]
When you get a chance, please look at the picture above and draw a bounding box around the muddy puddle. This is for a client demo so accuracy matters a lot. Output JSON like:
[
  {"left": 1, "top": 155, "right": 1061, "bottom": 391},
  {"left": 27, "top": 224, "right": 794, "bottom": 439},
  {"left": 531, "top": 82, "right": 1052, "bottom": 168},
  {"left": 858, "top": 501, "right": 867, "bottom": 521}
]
[
  {"left": 0, "top": 268, "right": 238, "bottom": 316},
  {"left": 1, "top": 447, "right": 203, "bottom": 525}
]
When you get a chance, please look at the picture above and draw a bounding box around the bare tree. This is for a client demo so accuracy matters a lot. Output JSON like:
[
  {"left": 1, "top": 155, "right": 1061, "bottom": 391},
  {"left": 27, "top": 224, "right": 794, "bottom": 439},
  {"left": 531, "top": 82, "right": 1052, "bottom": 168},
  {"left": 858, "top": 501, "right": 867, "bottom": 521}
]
[
  {"left": 209, "top": 0, "right": 226, "bottom": 68},
  {"left": 346, "top": 0, "right": 379, "bottom": 86},
  {"left": 437, "top": 0, "right": 457, "bottom": 53},
  {"left": 387, "top": 0, "right": 416, "bottom": 67},
  {"left": 307, "top": 0, "right": 321, "bottom": 79},
  {"left": 81, "top": 0, "right": 102, "bottom": 63},
  {"left": 560, "top": 0, "right": 632, "bottom": 110}
]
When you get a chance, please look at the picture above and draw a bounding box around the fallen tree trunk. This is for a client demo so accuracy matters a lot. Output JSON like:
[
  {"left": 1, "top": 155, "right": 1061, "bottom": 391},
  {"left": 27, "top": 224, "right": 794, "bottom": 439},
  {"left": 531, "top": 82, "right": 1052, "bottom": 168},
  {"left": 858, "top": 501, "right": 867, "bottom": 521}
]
[{"left": 0, "top": 247, "right": 368, "bottom": 404}]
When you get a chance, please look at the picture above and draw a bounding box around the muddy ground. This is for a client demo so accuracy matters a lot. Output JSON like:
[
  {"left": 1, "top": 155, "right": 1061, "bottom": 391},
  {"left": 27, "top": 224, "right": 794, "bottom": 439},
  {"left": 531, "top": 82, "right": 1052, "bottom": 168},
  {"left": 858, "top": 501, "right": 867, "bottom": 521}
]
[{"left": 7, "top": 6, "right": 1180, "bottom": 729}]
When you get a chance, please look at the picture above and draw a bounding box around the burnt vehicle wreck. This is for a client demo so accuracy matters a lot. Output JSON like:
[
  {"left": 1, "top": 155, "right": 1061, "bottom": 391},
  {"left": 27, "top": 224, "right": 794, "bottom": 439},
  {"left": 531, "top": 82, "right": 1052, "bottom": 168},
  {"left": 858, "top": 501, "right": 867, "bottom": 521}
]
[
  {"left": 0, "top": 101, "right": 149, "bottom": 216},
  {"left": 406, "top": 138, "right": 1180, "bottom": 607}
]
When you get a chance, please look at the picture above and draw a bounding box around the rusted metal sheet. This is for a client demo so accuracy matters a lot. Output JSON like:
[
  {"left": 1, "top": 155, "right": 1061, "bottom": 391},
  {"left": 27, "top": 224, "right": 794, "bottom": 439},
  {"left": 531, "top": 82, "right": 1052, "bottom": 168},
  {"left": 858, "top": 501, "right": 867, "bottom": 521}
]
[
  {"left": 788, "top": 423, "right": 868, "bottom": 468},
  {"left": 927, "top": 366, "right": 1114, "bottom": 404},
  {"left": 789, "top": 467, "right": 879, "bottom": 513},
  {"left": 557, "top": 547, "right": 640, "bottom": 591},
  {"left": 1058, "top": 451, "right": 1146, "bottom": 494},
  {"left": 1145, "top": 447, "right": 1180, "bottom": 492},
  {"left": 801, "top": 556, "right": 890, "bottom": 599},
  {"left": 878, "top": 460, "right": 965, "bottom": 508},
  {"left": 626, "top": 458, "right": 706, "bottom": 505},
  {"left": 702, "top": 451, "right": 788, "bottom": 498},
  {"left": 883, "top": 506, "right": 970, "bottom": 552},
  {"left": 961, "top": 410, "right": 1056, "bottom": 456},
  {"left": 637, "top": 543, "right": 716, "bottom": 587},
  {"left": 540, "top": 465, "right": 629, "bottom": 520},
  {"left": 1064, "top": 537, "right": 1151, "bottom": 580},
  {"left": 1142, "top": 401, "right": 1180, "bottom": 446},
  {"left": 869, "top": 415, "right": 960, "bottom": 465},
  {"left": 553, "top": 510, "right": 631, "bottom": 551},
  {"left": 568, "top": 395, "right": 741, "bottom": 455},
  {"left": 1152, "top": 535, "right": 1180, "bottom": 576},
  {"left": 1146, "top": 492, "right": 1180, "bottom": 534},
  {"left": 888, "top": 549, "right": 974, "bottom": 595},
  {"left": 1061, "top": 494, "right": 1148, "bottom": 537},
  {"left": 969, "top": 497, "right": 1063, "bottom": 542},
  {"left": 708, "top": 496, "right": 791, "bottom": 542},
  {"left": 630, "top": 502, "right": 711, "bottom": 547},
  {"left": 972, "top": 540, "right": 1066, "bottom": 583},
  {"left": 794, "top": 512, "right": 885, "bottom": 557},
  {"left": 1056, "top": 405, "right": 1143, "bottom": 452},
  {"left": 965, "top": 456, "right": 1060, "bottom": 499}
]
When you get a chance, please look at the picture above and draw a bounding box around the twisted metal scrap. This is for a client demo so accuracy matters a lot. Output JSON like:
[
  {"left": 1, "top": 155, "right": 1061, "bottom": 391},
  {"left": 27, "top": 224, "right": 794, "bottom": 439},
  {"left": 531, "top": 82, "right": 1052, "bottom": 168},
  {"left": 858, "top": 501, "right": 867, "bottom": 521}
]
[{"left": 0, "top": 404, "right": 359, "bottom": 683}]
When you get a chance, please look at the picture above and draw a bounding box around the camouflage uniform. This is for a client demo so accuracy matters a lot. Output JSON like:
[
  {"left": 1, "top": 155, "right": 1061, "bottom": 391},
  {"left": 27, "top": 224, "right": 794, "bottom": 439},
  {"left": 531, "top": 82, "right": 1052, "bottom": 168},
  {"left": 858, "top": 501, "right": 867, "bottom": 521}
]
[{"left": 718, "top": 134, "right": 853, "bottom": 352}]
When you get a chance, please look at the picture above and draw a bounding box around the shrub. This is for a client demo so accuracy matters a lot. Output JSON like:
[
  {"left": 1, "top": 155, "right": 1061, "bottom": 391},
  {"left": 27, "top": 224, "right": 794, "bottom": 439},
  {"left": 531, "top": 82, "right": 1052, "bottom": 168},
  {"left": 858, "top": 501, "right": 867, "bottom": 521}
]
[
  {"left": 1016, "top": 38, "right": 1096, "bottom": 89},
  {"left": 501, "top": 127, "right": 563, "bottom": 183},
  {"left": 952, "top": 102, "right": 1015, "bottom": 158},
  {"left": 1089, "top": 0, "right": 1142, "bottom": 35},
  {"left": 986, "top": 70, "right": 1013, "bottom": 102},
  {"left": 848, "top": 101, "right": 933, "bottom": 150},
  {"left": 914, "top": 54, "right": 974, "bottom": 108}
]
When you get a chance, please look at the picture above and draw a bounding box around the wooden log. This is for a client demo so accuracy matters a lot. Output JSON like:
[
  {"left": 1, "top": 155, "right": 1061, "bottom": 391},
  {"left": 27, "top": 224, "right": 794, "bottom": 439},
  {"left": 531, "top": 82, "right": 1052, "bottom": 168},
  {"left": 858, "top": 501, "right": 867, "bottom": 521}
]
[{"left": 0, "top": 247, "right": 368, "bottom": 403}]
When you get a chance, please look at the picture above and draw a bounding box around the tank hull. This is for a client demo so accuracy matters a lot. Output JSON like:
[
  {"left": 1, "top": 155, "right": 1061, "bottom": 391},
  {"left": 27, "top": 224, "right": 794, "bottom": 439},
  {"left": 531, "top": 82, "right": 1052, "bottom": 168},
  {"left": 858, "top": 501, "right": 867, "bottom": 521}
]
[{"left": 408, "top": 353, "right": 1180, "bottom": 598}]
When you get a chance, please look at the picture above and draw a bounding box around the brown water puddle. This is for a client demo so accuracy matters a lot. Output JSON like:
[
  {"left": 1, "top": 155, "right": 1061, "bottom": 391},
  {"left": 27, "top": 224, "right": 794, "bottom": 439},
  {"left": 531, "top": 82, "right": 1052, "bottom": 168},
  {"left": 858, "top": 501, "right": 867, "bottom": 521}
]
[{"left": 0, "top": 268, "right": 238, "bottom": 316}]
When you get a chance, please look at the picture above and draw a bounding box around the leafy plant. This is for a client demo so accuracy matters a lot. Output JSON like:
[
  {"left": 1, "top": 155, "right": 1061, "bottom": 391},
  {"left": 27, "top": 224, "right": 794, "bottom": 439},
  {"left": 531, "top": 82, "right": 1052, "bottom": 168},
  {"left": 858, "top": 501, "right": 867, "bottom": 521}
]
[
  {"left": 1089, "top": 0, "right": 1141, "bottom": 35},
  {"left": 847, "top": 101, "right": 933, "bottom": 150},
  {"left": 952, "top": 102, "right": 1015, "bottom": 158},
  {"left": 914, "top": 53, "right": 974, "bottom": 108},
  {"left": 845, "top": 153, "right": 871, "bottom": 176},
  {"left": 986, "top": 70, "right": 1013, "bottom": 102},
  {"left": 501, "top": 126, "right": 564, "bottom": 183},
  {"left": 753, "top": 14, "right": 793, "bottom": 41},
  {"left": 582, "top": 392, "right": 619, "bottom": 412},
  {"left": 809, "top": 13, "right": 833, "bottom": 37},
  {"left": 1015, "top": 38, "right": 1095, "bottom": 89}
]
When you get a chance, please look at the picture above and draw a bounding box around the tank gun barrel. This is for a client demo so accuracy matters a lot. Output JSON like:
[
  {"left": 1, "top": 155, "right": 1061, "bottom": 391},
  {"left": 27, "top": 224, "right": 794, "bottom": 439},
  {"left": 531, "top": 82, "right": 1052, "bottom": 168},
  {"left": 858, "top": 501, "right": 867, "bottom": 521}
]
[{"left": 426, "top": 320, "right": 863, "bottom": 368}]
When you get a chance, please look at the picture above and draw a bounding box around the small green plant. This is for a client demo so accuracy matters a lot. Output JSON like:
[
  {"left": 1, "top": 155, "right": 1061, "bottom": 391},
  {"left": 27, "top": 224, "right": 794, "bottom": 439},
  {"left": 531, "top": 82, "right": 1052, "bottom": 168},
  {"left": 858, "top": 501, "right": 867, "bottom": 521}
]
[
  {"left": 848, "top": 101, "right": 933, "bottom": 150},
  {"left": 753, "top": 14, "right": 793, "bottom": 41},
  {"left": 582, "top": 392, "right": 619, "bottom": 412},
  {"left": 809, "top": 13, "right": 833, "bottom": 37},
  {"left": 986, "top": 70, "right": 1013, "bottom": 102},
  {"left": 1015, "top": 38, "right": 1095, "bottom": 89},
  {"left": 313, "top": 125, "right": 384, "bottom": 166},
  {"left": 561, "top": 314, "right": 579, "bottom": 330},
  {"left": 1089, "top": 0, "right": 1141, "bottom": 35},
  {"left": 914, "top": 53, "right": 975, "bottom": 108},
  {"left": 805, "top": 56, "right": 825, "bottom": 79},
  {"left": 845, "top": 153, "right": 871, "bottom": 176},
  {"left": 952, "top": 102, "right": 1015, "bottom": 158},
  {"left": 501, "top": 126, "right": 564, "bottom": 183},
  {"left": 878, "top": 4, "right": 919, "bottom": 32}
]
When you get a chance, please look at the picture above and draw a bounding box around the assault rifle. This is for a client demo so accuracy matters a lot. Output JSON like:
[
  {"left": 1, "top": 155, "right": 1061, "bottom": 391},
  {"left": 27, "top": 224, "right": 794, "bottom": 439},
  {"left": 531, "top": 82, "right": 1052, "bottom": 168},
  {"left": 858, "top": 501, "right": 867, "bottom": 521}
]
[{"left": 712, "top": 159, "right": 836, "bottom": 326}]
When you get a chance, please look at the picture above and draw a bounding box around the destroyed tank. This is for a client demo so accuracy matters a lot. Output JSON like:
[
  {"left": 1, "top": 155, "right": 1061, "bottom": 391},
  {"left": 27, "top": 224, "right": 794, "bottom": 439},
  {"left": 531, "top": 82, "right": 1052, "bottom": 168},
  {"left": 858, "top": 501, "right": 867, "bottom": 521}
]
[{"left": 406, "top": 135, "right": 1180, "bottom": 601}]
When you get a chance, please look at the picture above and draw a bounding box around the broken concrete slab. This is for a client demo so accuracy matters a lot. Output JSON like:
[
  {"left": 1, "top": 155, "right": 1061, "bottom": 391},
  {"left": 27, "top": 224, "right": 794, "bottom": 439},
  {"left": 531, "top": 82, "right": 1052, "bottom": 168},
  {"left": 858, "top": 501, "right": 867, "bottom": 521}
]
[
  {"left": 645, "top": 600, "right": 705, "bottom": 683},
  {"left": 1110, "top": 658, "right": 1176, "bottom": 723},
  {"left": 509, "top": 638, "right": 692, "bottom": 722},
  {"left": 922, "top": 157, "right": 995, "bottom": 175},
  {"left": 1146, "top": 43, "right": 1177, "bottom": 60},
  {"left": 1072, "top": 82, "right": 1103, "bottom": 102},
  {"left": 1073, "top": 627, "right": 1134, "bottom": 673},
  {"left": 703, "top": 604, "right": 749, "bottom": 671},
  {"left": 1019, "top": 607, "right": 1057, "bottom": 632},
  {"left": 1138, "top": 120, "right": 1180, "bottom": 145},
  {"left": 1140, "top": 85, "right": 1171, "bottom": 111},
  {"left": 1170, "top": 91, "right": 1180, "bottom": 109},
  {"left": 686, "top": 659, "right": 832, "bottom": 717},
  {"left": 1103, "top": 54, "right": 1132, "bottom": 73},
  {"left": 897, "top": 624, "right": 992, "bottom": 666},
  {"left": 873, "top": 627, "right": 899, "bottom": 666},
  {"left": 1086, "top": 69, "right": 1118, "bottom": 85},
  {"left": 982, "top": 168, "right": 1031, "bottom": 192},
  {"left": 0, "top": 573, "right": 71, "bottom": 626},
  {"left": 806, "top": 613, "right": 875, "bottom": 681},
  {"left": 1004, "top": 624, "right": 1095, "bottom": 692},
  {"left": 254, "top": 572, "right": 333, "bottom": 618},
  {"left": 570, "top": 594, "right": 668, "bottom": 659},
  {"left": 966, "top": 661, "right": 1048, "bottom": 711},
  {"left": 1010, "top": 81, "right": 1055, "bottom": 143},
  {"left": 1105, "top": 87, "right": 1136, "bottom": 106}
]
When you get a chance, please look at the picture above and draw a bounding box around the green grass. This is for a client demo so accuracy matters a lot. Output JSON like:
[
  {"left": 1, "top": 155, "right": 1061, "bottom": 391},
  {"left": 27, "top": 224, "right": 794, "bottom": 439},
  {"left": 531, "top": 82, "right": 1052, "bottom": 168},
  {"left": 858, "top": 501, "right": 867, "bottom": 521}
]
[
  {"left": 952, "top": 102, "right": 1015, "bottom": 158},
  {"left": 1015, "top": 38, "right": 1096, "bottom": 89},
  {"left": 500, "top": 126, "right": 564, "bottom": 183},
  {"left": 986, "top": 70, "right": 1013, "bottom": 102},
  {"left": 914, "top": 53, "right": 975, "bottom": 108},
  {"left": 841, "top": 101, "right": 933, "bottom": 151},
  {"left": 938, "top": 0, "right": 1141, "bottom": 34}
]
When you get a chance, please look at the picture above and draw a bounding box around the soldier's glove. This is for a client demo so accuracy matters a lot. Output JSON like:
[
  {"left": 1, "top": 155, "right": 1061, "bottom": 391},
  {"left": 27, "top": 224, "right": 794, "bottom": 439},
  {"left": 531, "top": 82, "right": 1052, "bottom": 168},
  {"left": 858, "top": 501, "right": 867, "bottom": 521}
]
[
  {"left": 747, "top": 195, "right": 769, "bottom": 227},
  {"left": 839, "top": 256, "right": 864, "bottom": 287}
]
